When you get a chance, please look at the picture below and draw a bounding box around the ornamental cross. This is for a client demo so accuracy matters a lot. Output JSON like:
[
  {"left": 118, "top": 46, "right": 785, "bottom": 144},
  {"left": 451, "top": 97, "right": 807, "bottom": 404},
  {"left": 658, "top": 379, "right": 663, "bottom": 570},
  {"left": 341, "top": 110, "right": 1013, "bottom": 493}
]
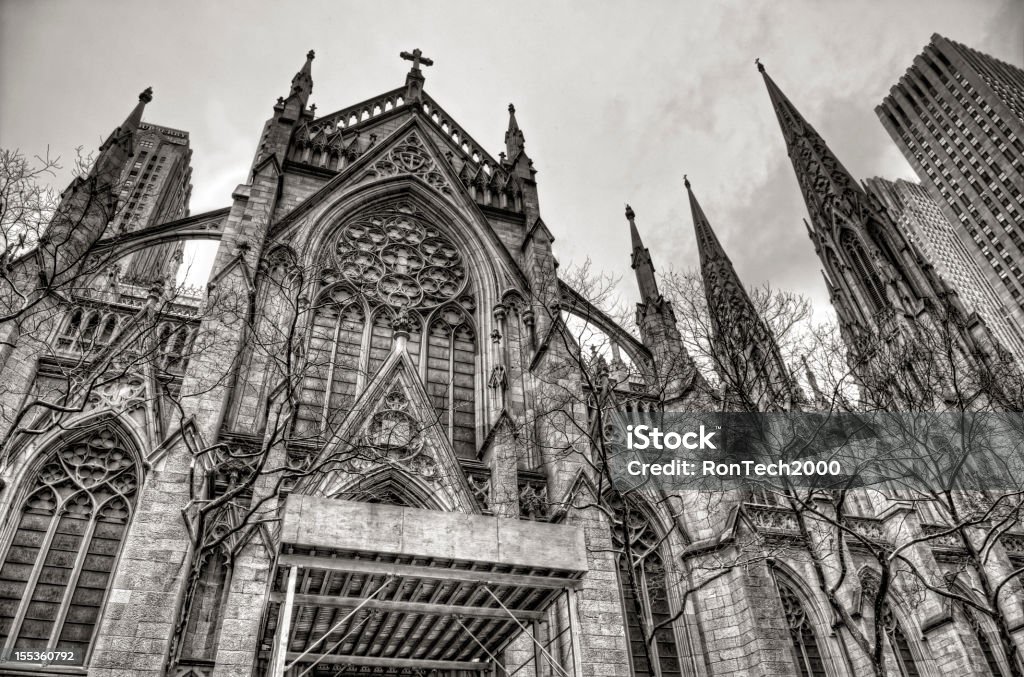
[{"left": 400, "top": 48, "right": 434, "bottom": 71}]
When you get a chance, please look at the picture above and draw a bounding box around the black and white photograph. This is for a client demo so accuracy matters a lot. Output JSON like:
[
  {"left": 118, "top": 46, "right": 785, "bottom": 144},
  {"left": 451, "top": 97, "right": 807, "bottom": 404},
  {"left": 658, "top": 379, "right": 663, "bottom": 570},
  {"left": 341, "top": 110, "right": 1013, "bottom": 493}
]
[{"left": 1, "top": 1, "right": 1024, "bottom": 676}]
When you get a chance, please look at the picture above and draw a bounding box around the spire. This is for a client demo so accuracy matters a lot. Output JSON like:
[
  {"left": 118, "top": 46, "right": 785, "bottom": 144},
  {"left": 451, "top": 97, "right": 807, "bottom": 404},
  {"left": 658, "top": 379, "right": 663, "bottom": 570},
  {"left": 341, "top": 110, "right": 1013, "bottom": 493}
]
[
  {"left": 626, "top": 204, "right": 659, "bottom": 302},
  {"left": 41, "top": 88, "right": 152, "bottom": 285},
  {"left": 757, "top": 60, "right": 868, "bottom": 226},
  {"left": 686, "top": 177, "right": 795, "bottom": 409},
  {"left": 282, "top": 50, "right": 314, "bottom": 118},
  {"left": 801, "top": 355, "right": 829, "bottom": 408},
  {"left": 686, "top": 176, "right": 750, "bottom": 330},
  {"left": 686, "top": 174, "right": 735, "bottom": 273},
  {"left": 93, "top": 87, "right": 152, "bottom": 188},
  {"left": 505, "top": 103, "right": 526, "bottom": 160}
]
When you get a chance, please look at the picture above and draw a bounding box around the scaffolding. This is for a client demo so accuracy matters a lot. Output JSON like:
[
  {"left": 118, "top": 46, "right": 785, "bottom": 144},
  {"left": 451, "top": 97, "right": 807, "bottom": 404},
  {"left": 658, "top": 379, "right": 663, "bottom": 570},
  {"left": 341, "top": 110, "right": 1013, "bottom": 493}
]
[{"left": 259, "top": 495, "right": 589, "bottom": 677}]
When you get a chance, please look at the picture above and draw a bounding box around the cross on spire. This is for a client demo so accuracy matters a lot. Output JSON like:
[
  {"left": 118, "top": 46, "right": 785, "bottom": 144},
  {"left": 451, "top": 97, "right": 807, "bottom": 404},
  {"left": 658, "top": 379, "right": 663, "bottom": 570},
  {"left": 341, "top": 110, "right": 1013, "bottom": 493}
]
[{"left": 400, "top": 48, "right": 434, "bottom": 72}]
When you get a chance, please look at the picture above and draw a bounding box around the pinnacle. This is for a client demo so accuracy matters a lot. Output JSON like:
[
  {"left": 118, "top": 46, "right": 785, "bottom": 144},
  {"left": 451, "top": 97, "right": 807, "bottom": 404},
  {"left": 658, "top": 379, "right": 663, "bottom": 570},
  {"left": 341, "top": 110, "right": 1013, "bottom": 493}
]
[
  {"left": 625, "top": 204, "right": 635, "bottom": 222},
  {"left": 139, "top": 87, "right": 153, "bottom": 103}
]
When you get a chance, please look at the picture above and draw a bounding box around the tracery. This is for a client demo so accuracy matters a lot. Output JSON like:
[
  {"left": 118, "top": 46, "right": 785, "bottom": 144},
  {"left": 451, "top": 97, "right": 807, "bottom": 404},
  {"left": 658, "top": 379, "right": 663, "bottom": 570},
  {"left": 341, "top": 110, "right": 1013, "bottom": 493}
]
[{"left": 0, "top": 424, "right": 140, "bottom": 663}]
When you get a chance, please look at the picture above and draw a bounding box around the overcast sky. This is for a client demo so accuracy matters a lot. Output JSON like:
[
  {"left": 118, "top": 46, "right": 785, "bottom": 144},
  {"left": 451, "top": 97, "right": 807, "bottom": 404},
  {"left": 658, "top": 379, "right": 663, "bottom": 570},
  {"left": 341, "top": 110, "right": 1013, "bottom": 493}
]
[{"left": 2, "top": 0, "right": 1022, "bottom": 318}]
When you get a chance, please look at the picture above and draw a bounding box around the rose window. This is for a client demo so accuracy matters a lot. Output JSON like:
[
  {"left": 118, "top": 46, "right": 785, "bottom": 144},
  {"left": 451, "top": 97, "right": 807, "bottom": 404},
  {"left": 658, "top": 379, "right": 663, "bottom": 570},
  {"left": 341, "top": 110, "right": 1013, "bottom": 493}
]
[{"left": 328, "top": 206, "right": 467, "bottom": 309}]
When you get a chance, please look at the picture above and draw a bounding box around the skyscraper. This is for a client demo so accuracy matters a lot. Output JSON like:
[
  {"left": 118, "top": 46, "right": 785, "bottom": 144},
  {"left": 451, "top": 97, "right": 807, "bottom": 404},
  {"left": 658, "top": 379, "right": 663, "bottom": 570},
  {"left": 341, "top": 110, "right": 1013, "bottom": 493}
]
[
  {"left": 111, "top": 121, "right": 193, "bottom": 285},
  {"left": 865, "top": 176, "right": 1024, "bottom": 363},
  {"left": 877, "top": 34, "right": 1024, "bottom": 331}
]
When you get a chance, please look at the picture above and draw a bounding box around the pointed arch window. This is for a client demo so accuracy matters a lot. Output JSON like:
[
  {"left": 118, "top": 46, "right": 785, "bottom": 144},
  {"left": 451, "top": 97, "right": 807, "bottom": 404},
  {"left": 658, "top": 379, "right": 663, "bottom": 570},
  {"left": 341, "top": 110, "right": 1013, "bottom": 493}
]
[
  {"left": 839, "top": 230, "right": 887, "bottom": 314},
  {"left": 0, "top": 424, "right": 140, "bottom": 665},
  {"left": 961, "top": 603, "right": 1007, "bottom": 677},
  {"left": 611, "top": 497, "right": 683, "bottom": 677},
  {"left": 301, "top": 202, "right": 477, "bottom": 452},
  {"left": 777, "top": 580, "right": 829, "bottom": 677},
  {"left": 425, "top": 305, "right": 476, "bottom": 459},
  {"left": 881, "top": 605, "right": 923, "bottom": 677},
  {"left": 295, "top": 287, "right": 366, "bottom": 438}
]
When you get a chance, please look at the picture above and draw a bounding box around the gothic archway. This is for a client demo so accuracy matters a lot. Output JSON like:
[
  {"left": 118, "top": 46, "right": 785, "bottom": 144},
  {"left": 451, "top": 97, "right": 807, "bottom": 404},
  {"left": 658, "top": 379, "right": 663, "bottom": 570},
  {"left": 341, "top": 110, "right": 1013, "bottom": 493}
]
[
  {"left": 776, "top": 577, "right": 831, "bottom": 677},
  {"left": 0, "top": 421, "right": 141, "bottom": 666},
  {"left": 609, "top": 495, "right": 683, "bottom": 677},
  {"left": 295, "top": 200, "right": 479, "bottom": 456}
]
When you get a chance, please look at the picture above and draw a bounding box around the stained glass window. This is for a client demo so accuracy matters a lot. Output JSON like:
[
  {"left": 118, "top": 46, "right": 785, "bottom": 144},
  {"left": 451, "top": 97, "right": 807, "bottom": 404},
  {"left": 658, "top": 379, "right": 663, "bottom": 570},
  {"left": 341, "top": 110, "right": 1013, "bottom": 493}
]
[{"left": 0, "top": 424, "right": 139, "bottom": 665}]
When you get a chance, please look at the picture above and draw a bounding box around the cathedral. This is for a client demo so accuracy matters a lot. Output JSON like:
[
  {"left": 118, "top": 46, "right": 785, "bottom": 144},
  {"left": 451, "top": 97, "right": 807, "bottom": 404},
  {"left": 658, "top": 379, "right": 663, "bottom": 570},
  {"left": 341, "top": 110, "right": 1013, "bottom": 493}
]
[{"left": 0, "top": 46, "right": 1022, "bottom": 677}]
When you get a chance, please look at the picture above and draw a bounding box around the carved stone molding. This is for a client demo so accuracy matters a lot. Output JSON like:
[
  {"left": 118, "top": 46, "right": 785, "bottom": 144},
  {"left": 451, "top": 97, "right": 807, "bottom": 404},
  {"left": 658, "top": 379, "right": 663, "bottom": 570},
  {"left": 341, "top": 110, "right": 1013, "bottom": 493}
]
[
  {"left": 358, "top": 132, "right": 452, "bottom": 195},
  {"left": 322, "top": 203, "right": 468, "bottom": 310}
]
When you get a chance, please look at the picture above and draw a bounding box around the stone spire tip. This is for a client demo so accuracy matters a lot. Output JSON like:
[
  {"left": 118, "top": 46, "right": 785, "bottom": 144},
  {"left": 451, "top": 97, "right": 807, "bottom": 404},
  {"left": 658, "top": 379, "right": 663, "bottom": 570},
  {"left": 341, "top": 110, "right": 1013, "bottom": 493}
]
[
  {"left": 307, "top": 49, "right": 315, "bottom": 61},
  {"left": 625, "top": 204, "right": 635, "bottom": 222},
  {"left": 139, "top": 87, "right": 153, "bottom": 104},
  {"left": 755, "top": 58, "right": 765, "bottom": 73},
  {"left": 683, "top": 174, "right": 691, "bottom": 190}
]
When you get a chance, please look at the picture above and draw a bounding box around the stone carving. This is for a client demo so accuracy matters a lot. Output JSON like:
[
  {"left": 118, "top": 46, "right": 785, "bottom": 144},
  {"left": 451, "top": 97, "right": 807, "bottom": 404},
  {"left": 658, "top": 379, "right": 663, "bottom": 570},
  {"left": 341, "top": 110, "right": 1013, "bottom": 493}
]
[
  {"left": 85, "top": 375, "right": 147, "bottom": 413},
  {"left": 1002, "top": 533, "right": 1024, "bottom": 560},
  {"left": 349, "top": 385, "right": 437, "bottom": 479},
  {"left": 920, "top": 523, "right": 962, "bottom": 550},
  {"left": 846, "top": 517, "right": 890, "bottom": 545},
  {"left": 778, "top": 583, "right": 811, "bottom": 636},
  {"left": 488, "top": 365, "right": 507, "bottom": 391},
  {"left": 518, "top": 478, "right": 548, "bottom": 520},
  {"left": 746, "top": 505, "right": 800, "bottom": 535},
  {"left": 358, "top": 132, "right": 452, "bottom": 195},
  {"left": 465, "top": 471, "right": 491, "bottom": 512},
  {"left": 30, "top": 426, "right": 139, "bottom": 510},
  {"left": 325, "top": 204, "right": 467, "bottom": 309},
  {"left": 609, "top": 494, "right": 662, "bottom": 567}
]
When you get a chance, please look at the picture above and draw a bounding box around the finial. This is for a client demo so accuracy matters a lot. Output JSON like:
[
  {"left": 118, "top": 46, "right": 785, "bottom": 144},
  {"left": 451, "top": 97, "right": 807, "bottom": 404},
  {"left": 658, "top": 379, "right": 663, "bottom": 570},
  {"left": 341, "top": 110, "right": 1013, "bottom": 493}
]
[
  {"left": 683, "top": 174, "right": 691, "bottom": 189},
  {"left": 400, "top": 48, "right": 434, "bottom": 71},
  {"left": 755, "top": 58, "right": 765, "bottom": 73},
  {"left": 625, "top": 204, "right": 635, "bottom": 222},
  {"left": 307, "top": 49, "right": 316, "bottom": 61},
  {"left": 508, "top": 103, "right": 516, "bottom": 114},
  {"left": 139, "top": 87, "right": 154, "bottom": 103}
]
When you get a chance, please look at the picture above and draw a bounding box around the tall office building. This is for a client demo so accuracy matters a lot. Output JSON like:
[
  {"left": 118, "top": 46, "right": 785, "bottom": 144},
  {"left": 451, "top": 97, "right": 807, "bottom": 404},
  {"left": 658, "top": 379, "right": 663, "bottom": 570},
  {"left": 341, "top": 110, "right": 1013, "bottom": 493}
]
[
  {"left": 865, "top": 176, "right": 1024, "bottom": 362},
  {"left": 111, "top": 121, "right": 194, "bottom": 285},
  {"left": 877, "top": 34, "right": 1024, "bottom": 332}
]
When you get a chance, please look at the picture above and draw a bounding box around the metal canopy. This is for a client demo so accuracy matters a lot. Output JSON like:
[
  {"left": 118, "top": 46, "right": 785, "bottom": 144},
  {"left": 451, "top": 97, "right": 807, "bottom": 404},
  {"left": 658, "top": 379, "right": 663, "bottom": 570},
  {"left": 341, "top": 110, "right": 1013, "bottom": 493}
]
[{"left": 258, "top": 496, "right": 588, "bottom": 676}]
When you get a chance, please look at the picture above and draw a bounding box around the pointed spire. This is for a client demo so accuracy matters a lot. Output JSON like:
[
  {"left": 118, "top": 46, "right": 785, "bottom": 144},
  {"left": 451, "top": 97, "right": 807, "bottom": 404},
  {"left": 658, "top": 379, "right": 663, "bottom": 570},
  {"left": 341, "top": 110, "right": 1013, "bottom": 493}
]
[
  {"left": 687, "top": 177, "right": 796, "bottom": 409},
  {"left": 284, "top": 50, "right": 315, "bottom": 115},
  {"left": 801, "top": 354, "right": 828, "bottom": 408},
  {"left": 685, "top": 176, "right": 744, "bottom": 311},
  {"left": 685, "top": 175, "right": 734, "bottom": 272},
  {"left": 626, "top": 204, "right": 660, "bottom": 302},
  {"left": 758, "top": 61, "right": 867, "bottom": 225},
  {"left": 93, "top": 87, "right": 152, "bottom": 185},
  {"left": 506, "top": 103, "right": 526, "bottom": 159}
]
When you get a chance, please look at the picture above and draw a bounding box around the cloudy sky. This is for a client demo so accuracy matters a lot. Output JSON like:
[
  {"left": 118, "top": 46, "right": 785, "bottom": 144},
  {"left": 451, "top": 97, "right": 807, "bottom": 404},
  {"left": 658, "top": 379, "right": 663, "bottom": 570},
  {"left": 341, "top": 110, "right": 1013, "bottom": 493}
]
[{"left": 2, "top": 0, "right": 1022, "bottom": 317}]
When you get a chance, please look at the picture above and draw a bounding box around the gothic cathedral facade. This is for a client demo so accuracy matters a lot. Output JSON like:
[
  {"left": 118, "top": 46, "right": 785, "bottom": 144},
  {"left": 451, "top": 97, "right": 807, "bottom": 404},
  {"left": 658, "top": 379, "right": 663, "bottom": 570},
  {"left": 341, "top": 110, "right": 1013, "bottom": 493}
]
[{"left": 0, "top": 50, "right": 1021, "bottom": 677}]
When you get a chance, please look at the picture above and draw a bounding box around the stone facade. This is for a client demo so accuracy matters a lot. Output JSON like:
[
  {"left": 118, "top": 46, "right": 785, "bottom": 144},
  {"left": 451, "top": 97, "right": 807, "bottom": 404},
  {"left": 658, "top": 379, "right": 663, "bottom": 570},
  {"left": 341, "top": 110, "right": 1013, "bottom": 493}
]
[{"left": 0, "top": 46, "right": 1022, "bottom": 677}]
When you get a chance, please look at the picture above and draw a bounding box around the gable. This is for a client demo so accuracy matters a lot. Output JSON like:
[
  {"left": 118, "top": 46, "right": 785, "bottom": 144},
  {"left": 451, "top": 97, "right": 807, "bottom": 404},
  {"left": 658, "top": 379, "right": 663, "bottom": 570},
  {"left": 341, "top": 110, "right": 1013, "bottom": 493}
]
[
  {"left": 266, "top": 115, "right": 532, "bottom": 302},
  {"left": 303, "top": 349, "right": 481, "bottom": 513},
  {"left": 277, "top": 90, "right": 529, "bottom": 250}
]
